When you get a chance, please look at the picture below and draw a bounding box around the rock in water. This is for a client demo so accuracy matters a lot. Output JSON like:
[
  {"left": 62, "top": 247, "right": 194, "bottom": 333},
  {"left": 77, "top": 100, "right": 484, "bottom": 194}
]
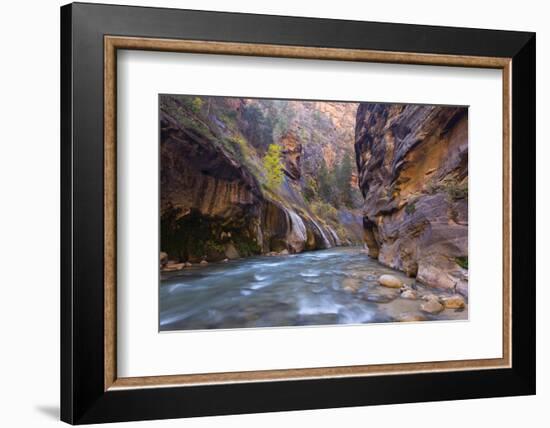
[
  {"left": 279, "top": 249, "right": 289, "bottom": 255},
  {"left": 400, "top": 289, "right": 418, "bottom": 300},
  {"left": 224, "top": 243, "right": 240, "bottom": 260},
  {"left": 160, "top": 252, "right": 168, "bottom": 266},
  {"left": 441, "top": 294, "right": 466, "bottom": 309},
  {"left": 363, "top": 290, "right": 399, "bottom": 303},
  {"left": 378, "top": 274, "right": 403, "bottom": 288},
  {"left": 395, "top": 312, "right": 428, "bottom": 322},
  {"left": 342, "top": 277, "right": 361, "bottom": 293},
  {"left": 163, "top": 262, "right": 184, "bottom": 272},
  {"left": 420, "top": 298, "right": 444, "bottom": 314},
  {"left": 199, "top": 260, "right": 208, "bottom": 266},
  {"left": 280, "top": 133, "right": 302, "bottom": 180}
]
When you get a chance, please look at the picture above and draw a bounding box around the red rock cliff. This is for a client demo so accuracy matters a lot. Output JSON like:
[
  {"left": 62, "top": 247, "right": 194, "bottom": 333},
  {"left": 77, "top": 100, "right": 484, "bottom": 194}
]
[{"left": 354, "top": 103, "right": 469, "bottom": 296}]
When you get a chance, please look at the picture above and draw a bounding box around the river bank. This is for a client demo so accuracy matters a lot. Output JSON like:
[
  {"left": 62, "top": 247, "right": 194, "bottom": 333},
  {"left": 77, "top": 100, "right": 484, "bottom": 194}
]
[{"left": 160, "top": 246, "right": 467, "bottom": 331}]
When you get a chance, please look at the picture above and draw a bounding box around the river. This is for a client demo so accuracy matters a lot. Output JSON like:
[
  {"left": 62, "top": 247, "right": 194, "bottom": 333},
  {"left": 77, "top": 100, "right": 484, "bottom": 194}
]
[{"left": 160, "top": 247, "right": 467, "bottom": 331}]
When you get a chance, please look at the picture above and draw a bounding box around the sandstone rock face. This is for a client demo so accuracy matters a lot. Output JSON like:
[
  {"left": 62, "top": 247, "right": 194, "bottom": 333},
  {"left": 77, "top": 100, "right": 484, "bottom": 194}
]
[
  {"left": 160, "top": 107, "right": 264, "bottom": 262},
  {"left": 161, "top": 111, "right": 262, "bottom": 221},
  {"left": 273, "top": 100, "right": 357, "bottom": 174},
  {"left": 280, "top": 133, "right": 302, "bottom": 180},
  {"left": 355, "top": 104, "right": 469, "bottom": 296},
  {"left": 160, "top": 96, "right": 362, "bottom": 263}
]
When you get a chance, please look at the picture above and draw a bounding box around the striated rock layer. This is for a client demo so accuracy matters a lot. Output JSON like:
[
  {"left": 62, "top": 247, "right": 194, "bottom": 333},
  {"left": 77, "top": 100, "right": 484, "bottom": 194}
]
[
  {"left": 160, "top": 97, "right": 357, "bottom": 263},
  {"left": 354, "top": 103, "right": 469, "bottom": 296}
]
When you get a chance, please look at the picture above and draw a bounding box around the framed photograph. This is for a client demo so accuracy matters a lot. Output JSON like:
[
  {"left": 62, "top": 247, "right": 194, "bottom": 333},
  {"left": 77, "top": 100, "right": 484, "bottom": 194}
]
[{"left": 61, "top": 2, "right": 535, "bottom": 424}]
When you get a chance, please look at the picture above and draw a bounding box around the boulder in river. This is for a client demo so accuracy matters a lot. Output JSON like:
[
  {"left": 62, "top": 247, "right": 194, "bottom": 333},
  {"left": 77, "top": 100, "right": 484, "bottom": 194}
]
[
  {"left": 441, "top": 294, "right": 466, "bottom": 309},
  {"left": 199, "top": 260, "right": 208, "bottom": 266},
  {"left": 363, "top": 286, "right": 400, "bottom": 303},
  {"left": 224, "top": 243, "right": 240, "bottom": 260},
  {"left": 395, "top": 312, "right": 428, "bottom": 322},
  {"left": 378, "top": 274, "right": 403, "bottom": 288},
  {"left": 420, "top": 298, "right": 444, "bottom": 314},
  {"left": 400, "top": 289, "right": 418, "bottom": 300},
  {"left": 224, "top": 242, "right": 241, "bottom": 260},
  {"left": 342, "top": 277, "right": 362, "bottom": 293},
  {"left": 163, "top": 262, "right": 184, "bottom": 272}
]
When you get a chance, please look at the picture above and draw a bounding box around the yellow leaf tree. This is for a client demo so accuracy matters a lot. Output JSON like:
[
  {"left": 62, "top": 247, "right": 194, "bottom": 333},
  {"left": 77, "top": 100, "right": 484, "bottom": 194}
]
[{"left": 263, "top": 144, "right": 284, "bottom": 189}]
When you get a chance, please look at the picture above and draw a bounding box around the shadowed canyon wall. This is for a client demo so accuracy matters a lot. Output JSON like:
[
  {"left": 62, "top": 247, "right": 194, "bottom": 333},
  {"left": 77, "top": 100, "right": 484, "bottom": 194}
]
[
  {"left": 160, "top": 95, "right": 363, "bottom": 263},
  {"left": 354, "top": 103, "right": 469, "bottom": 296}
]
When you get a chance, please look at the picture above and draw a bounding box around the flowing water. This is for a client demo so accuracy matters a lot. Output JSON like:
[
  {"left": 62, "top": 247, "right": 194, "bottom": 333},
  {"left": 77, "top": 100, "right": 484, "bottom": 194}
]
[{"left": 160, "top": 247, "right": 467, "bottom": 331}]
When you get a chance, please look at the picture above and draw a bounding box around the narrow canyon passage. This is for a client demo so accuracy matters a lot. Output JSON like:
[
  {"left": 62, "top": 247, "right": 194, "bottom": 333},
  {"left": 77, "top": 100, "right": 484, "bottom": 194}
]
[
  {"left": 160, "top": 247, "right": 467, "bottom": 331},
  {"left": 159, "top": 95, "right": 469, "bottom": 330}
]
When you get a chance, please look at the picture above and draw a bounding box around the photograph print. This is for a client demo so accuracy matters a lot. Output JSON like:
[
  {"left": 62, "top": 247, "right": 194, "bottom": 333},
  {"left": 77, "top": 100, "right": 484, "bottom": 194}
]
[{"left": 159, "top": 94, "right": 469, "bottom": 331}]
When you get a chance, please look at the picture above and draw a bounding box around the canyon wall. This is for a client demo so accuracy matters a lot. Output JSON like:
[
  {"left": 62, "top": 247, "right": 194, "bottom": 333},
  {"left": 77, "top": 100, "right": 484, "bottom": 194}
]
[
  {"left": 354, "top": 104, "right": 469, "bottom": 296},
  {"left": 160, "top": 96, "right": 362, "bottom": 263}
]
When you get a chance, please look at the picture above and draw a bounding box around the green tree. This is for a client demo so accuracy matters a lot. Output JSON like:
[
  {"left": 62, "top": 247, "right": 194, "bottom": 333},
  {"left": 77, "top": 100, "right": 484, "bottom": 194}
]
[
  {"left": 191, "top": 97, "right": 203, "bottom": 113},
  {"left": 318, "top": 158, "right": 334, "bottom": 204},
  {"left": 271, "top": 101, "right": 296, "bottom": 142},
  {"left": 336, "top": 153, "right": 354, "bottom": 207},
  {"left": 303, "top": 176, "right": 318, "bottom": 202},
  {"left": 241, "top": 103, "right": 274, "bottom": 151},
  {"left": 263, "top": 144, "right": 284, "bottom": 189}
]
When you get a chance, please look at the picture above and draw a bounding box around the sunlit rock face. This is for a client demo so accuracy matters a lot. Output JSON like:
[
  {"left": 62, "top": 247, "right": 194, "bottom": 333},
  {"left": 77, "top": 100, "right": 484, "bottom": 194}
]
[
  {"left": 354, "top": 104, "right": 469, "bottom": 296},
  {"left": 279, "top": 132, "right": 302, "bottom": 180}
]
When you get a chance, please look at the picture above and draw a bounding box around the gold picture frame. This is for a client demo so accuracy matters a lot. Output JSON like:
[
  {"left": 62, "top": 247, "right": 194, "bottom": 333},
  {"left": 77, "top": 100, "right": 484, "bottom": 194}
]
[{"left": 103, "top": 35, "right": 512, "bottom": 391}]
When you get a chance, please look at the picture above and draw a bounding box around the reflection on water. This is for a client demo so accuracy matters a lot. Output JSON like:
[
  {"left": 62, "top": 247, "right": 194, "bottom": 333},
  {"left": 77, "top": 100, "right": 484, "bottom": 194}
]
[{"left": 159, "top": 247, "right": 467, "bottom": 331}]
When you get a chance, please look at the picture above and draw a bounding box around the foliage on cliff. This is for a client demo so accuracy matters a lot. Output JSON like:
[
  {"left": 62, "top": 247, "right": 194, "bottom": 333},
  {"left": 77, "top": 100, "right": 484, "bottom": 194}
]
[
  {"left": 160, "top": 94, "right": 364, "bottom": 262},
  {"left": 262, "top": 144, "right": 284, "bottom": 189}
]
